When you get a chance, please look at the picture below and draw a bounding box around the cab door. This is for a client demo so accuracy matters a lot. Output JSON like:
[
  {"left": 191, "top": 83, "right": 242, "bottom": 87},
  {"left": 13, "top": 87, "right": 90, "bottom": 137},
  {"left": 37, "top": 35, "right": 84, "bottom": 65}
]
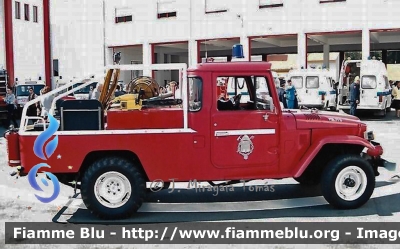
[{"left": 211, "top": 74, "right": 279, "bottom": 169}]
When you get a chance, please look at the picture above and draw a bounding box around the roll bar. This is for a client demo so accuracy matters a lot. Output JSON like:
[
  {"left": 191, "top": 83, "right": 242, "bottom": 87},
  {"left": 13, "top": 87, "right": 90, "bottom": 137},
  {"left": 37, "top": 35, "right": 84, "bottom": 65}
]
[{"left": 19, "top": 63, "right": 188, "bottom": 131}]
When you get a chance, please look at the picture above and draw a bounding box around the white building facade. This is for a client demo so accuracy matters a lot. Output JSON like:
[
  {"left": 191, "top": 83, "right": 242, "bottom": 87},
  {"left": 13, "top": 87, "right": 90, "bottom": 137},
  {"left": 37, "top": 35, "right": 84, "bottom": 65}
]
[
  {"left": 1, "top": 0, "right": 50, "bottom": 88},
  {"left": 104, "top": 0, "right": 400, "bottom": 84},
  {"left": 2, "top": 0, "right": 400, "bottom": 88}
]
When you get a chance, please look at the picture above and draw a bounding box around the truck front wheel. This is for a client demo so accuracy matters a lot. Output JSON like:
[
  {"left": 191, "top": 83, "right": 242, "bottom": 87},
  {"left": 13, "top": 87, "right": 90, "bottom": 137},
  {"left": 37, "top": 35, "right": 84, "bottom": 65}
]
[
  {"left": 321, "top": 154, "right": 375, "bottom": 209},
  {"left": 81, "top": 157, "right": 146, "bottom": 219}
]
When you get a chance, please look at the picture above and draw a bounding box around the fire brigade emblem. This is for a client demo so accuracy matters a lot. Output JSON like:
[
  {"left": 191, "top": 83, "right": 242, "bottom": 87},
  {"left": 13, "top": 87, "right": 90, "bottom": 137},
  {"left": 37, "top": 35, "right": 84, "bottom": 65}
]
[{"left": 237, "top": 135, "right": 254, "bottom": 160}]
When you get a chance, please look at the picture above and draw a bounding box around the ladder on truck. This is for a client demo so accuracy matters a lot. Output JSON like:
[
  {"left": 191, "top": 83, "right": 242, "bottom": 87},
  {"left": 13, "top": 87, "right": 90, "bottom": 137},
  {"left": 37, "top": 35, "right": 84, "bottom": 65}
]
[{"left": 0, "top": 69, "right": 9, "bottom": 121}]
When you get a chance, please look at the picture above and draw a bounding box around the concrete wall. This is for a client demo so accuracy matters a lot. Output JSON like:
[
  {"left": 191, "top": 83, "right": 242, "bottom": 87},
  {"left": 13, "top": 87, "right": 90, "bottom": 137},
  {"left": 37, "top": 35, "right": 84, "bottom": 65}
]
[
  {"left": 105, "top": 0, "right": 400, "bottom": 44},
  {"left": 6, "top": 0, "right": 398, "bottom": 89},
  {"left": 0, "top": 1, "right": 5, "bottom": 70},
  {"left": 103, "top": 0, "right": 400, "bottom": 71},
  {"left": 51, "top": 0, "right": 105, "bottom": 83},
  {"left": 13, "top": 0, "right": 45, "bottom": 82}
]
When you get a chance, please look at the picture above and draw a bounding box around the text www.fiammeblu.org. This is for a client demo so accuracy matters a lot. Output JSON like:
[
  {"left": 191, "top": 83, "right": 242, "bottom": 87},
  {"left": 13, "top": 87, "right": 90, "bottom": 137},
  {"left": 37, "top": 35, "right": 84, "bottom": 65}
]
[{"left": 121, "top": 227, "right": 400, "bottom": 242}]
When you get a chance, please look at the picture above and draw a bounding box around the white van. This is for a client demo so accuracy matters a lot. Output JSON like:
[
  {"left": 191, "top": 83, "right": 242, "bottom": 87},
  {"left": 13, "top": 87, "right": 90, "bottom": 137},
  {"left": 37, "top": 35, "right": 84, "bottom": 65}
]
[
  {"left": 272, "top": 71, "right": 280, "bottom": 88},
  {"left": 15, "top": 80, "right": 46, "bottom": 108},
  {"left": 286, "top": 69, "right": 337, "bottom": 110},
  {"left": 55, "top": 78, "right": 100, "bottom": 100},
  {"left": 337, "top": 59, "right": 391, "bottom": 116},
  {"left": 226, "top": 76, "right": 272, "bottom": 104}
]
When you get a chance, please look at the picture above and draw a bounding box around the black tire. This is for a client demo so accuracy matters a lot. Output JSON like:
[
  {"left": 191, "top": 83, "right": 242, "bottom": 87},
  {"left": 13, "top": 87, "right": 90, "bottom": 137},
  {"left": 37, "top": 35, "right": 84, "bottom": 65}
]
[
  {"left": 321, "top": 154, "right": 375, "bottom": 209},
  {"left": 81, "top": 157, "right": 146, "bottom": 220}
]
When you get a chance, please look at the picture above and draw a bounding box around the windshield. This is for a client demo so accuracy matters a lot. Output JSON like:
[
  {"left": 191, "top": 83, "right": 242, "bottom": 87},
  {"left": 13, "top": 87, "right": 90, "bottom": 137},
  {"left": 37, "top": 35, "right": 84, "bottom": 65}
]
[
  {"left": 72, "top": 82, "right": 98, "bottom": 94},
  {"left": 16, "top": 85, "right": 45, "bottom": 96}
]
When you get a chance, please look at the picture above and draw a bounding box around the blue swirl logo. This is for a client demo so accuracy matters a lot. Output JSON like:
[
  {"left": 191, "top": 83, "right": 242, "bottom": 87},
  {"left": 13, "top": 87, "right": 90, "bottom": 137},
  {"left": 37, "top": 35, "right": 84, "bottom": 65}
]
[
  {"left": 27, "top": 164, "right": 60, "bottom": 203},
  {"left": 28, "top": 114, "right": 61, "bottom": 203},
  {"left": 33, "top": 114, "right": 59, "bottom": 160}
]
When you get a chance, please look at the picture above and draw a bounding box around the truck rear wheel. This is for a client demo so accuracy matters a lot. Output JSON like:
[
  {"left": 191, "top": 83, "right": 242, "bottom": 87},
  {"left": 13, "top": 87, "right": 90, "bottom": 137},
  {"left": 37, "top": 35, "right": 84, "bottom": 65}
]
[
  {"left": 321, "top": 154, "right": 375, "bottom": 209},
  {"left": 81, "top": 157, "right": 146, "bottom": 219}
]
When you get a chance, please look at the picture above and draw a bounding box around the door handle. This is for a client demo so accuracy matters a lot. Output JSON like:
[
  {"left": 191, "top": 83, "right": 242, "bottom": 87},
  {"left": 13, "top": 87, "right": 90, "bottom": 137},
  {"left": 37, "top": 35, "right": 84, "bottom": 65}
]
[
  {"left": 215, "top": 131, "right": 229, "bottom": 137},
  {"left": 306, "top": 90, "right": 308, "bottom": 93},
  {"left": 362, "top": 90, "right": 364, "bottom": 94}
]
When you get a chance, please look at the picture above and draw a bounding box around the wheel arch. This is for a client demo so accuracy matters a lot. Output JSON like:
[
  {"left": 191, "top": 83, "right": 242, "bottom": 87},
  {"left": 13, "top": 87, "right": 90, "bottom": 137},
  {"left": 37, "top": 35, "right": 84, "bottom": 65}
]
[
  {"left": 78, "top": 150, "right": 149, "bottom": 182},
  {"left": 293, "top": 136, "right": 372, "bottom": 179}
]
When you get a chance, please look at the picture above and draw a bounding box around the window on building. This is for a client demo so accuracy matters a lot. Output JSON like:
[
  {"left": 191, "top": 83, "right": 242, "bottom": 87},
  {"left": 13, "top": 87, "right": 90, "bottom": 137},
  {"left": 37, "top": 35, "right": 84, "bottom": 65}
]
[
  {"left": 24, "top": 4, "right": 29, "bottom": 21},
  {"left": 259, "top": 0, "right": 284, "bottom": 9},
  {"left": 157, "top": 0, "right": 177, "bottom": 19},
  {"left": 188, "top": 77, "right": 203, "bottom": 112},
  {"left": 217, "top": 76, "right": 274, "bottom": 111},
  {"left": 130, "top": 60, "right": 142, "bottom": 80},
  {"left": 15, "top": 2, "right": 20, "bottom": 19},
  {"left": 33, "top": 6, "right": 38, "bottom": 23},
  {"left": 154, "top": 53, "right": 158, "bottom": 63},
  {"left": 205, "top": 0, "right": 229, "bottom": 14},
  {"left": 320, "top": 0, "right": 346, "bottom": 3},
  {"left": 53, "top": 59, "right": 59, "bottom": 77},
  {"left": 115, "top": 7, "right": 133, "bottom": 23}
]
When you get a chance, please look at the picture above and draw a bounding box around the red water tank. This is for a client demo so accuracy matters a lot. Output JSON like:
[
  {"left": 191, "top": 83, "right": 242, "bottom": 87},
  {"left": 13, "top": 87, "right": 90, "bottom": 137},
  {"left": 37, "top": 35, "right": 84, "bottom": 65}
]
[{"left": 5, "top": 129, "right": 21, "bottom": 166}]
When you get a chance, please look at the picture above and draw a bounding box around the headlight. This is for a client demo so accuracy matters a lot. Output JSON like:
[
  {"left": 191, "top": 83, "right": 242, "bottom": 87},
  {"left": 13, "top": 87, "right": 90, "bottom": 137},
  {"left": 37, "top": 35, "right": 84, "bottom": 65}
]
[{"left": 364, "top": 131, "right": 375, "bottom": 141}]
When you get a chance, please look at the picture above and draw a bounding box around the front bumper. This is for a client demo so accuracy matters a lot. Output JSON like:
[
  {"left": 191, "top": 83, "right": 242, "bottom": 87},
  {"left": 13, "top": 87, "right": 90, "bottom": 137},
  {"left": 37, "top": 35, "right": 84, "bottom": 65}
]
[
  {"left": 363, "top": 141, "right": 397, "bottom": 175},
  {"left": 366, "top": 141, "right": 383, "bottom": 157}
]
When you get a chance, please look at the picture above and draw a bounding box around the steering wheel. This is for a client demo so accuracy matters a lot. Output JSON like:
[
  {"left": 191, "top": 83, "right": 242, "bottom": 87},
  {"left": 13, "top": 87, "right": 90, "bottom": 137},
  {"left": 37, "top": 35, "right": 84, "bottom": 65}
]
[{"left": 233, "top": 94, "right": 242, "bottom": 109}]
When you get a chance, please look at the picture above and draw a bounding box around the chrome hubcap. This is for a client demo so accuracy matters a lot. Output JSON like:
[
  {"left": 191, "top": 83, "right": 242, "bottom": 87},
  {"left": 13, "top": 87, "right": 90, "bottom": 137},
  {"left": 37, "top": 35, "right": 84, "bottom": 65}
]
[
  {"left": 335, "top": 166, "right": 367, "bottom": 201},
  {"left": 94, "top": 171, "right": 131, "bottom": 208}
]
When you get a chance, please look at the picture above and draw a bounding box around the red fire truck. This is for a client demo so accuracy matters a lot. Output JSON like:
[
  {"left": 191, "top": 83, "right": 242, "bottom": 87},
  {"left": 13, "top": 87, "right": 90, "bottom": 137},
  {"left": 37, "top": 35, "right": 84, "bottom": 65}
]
[{"left": 5, "top": 61, "right": 391, "bottom": 220}]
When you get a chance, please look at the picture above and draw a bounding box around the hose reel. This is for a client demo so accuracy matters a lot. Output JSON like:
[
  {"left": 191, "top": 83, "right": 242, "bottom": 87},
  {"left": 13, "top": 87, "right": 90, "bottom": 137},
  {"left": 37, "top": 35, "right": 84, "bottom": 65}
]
[{"left": 126, "top": 76, "right": 160, "bottom": 99}]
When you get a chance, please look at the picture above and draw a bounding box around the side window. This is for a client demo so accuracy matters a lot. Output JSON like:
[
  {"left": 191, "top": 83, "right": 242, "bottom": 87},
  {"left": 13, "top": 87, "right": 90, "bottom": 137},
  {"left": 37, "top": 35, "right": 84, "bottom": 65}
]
[
  {"left": 216, "top": 75, "right": 273, "bottom": 111},
  {"left": 188, "top": 77, "right": 202, "bottom": 112},
  {"left": 254, "top": 76, "right": 271, "bottom": 102},
  {"left": 361, "top": 76, "right": 377, "bottom": 89},
  {"left": 291, "top": 76, "right": 303, "bottom": 89},
  {"left": 306, "top": 76, "right": 319, "bottom": 89},
  {"left": 224, "top": 77, "right": 249, "bottom": 103}
]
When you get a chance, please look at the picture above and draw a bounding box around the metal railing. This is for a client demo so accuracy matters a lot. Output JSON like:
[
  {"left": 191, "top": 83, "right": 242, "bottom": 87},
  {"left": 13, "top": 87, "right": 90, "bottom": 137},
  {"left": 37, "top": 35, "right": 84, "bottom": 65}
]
[{"left": 19, "top": 63, "right": 188, "bottom": 133}]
